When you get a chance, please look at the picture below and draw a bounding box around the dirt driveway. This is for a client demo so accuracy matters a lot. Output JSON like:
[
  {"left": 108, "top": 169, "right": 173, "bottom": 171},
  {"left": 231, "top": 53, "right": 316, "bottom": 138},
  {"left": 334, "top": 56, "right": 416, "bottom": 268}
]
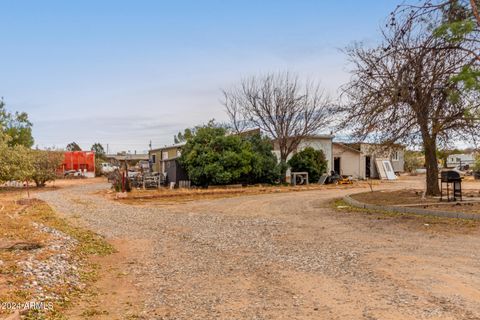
[{"left": 36, "top": 179, "right": 480, "bottom": 320}]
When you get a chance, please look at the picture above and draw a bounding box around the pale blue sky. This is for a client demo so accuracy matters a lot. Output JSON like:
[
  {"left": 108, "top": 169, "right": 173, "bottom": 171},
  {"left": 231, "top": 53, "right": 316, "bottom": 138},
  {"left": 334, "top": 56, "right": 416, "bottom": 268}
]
[{"left": 0, "top": 0, "right": 400, "bottom": 153}]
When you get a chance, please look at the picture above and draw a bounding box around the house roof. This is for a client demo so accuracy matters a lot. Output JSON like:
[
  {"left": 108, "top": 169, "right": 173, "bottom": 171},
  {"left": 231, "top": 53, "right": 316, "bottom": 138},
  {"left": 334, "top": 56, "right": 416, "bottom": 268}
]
[
  {"left": 302, "top": 134, "right": 335, "bottom": 140},
  {"left": 232, "top": 128, "right": 261, "bottom": 137},
  {"left": 150, "top": 142, "right": 186, "bottom": 153},
  {"left": 342, "top": 143, "right": 361, "bottom": 151},
  {"left": 343, "top": 142, "right": 405, "bottom": 150},
  {"left": 106, "top": 154, "right": 149, "bottom": 161},
  {"left": 271, "top": 134, "right": 334, "bottom": 144},
  {"left": 333, "top": 142, "right": 362, "bottom": 153}
]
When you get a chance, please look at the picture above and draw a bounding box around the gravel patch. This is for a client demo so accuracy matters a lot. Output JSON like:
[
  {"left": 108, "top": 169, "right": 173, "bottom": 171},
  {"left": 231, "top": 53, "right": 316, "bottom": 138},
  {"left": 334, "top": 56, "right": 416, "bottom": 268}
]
[
  {"left": 17, "top": 222, "right": 82, "bottom": 302},
  {"left": 36, "top": 183, "right": 480, "bottom": 320}
]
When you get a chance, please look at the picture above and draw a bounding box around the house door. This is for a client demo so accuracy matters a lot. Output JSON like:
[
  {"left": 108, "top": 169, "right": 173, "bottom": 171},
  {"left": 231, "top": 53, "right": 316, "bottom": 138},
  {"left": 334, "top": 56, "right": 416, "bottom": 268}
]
[
  {"left": 334, "top": 157, "right": 341, "bottom": 175},
  {"left": 365, "top": 156, "right": 371, "bottom": 178}
]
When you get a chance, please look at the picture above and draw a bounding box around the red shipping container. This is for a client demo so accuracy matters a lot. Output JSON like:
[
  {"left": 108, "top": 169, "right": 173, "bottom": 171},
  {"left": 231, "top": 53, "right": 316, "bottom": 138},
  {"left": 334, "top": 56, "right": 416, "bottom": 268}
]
[{"left": 62, "top": 151, "right": 96, "bottom": 177}]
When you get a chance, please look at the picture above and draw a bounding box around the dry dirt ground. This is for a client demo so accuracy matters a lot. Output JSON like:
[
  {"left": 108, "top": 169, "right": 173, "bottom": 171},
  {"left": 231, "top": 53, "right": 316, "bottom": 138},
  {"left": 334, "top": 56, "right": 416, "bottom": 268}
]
[
  {"left": 34, "top": 176, "right": 480, "bottom": 320},
  {"left": 0, "top": 181, "right": 115, "bottom": 320},
  {"left": 351, "top": 189, "right": 480, "bottom": 214}
]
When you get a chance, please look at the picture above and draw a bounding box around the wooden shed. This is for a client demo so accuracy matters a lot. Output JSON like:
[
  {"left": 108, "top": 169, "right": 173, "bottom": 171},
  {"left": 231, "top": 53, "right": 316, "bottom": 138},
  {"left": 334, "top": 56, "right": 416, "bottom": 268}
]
[{"left": 164, "top": 158, "right": 188, "bottom": 186}]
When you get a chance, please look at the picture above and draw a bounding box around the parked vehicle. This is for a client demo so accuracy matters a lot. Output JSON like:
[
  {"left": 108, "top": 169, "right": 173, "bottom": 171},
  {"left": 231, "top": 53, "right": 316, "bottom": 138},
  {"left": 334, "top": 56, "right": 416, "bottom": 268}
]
[
  {"left": 100, "top": 163, "right": 118, "bottom": 174},
  {"left": 64, "top": 170, "right": 84, "bottom": 178}
]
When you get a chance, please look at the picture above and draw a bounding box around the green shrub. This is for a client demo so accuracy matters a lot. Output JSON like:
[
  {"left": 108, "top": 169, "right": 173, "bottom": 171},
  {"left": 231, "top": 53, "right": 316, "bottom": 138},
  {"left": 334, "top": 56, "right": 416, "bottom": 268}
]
[
  {"left": 94, "top": 158, "right": 104, "bottom": 177},
  {"left": 404, "top": 150, "right": 424, "bottom": 173},
  {"left": 30, "top": 150, "right": 63, "bottom": 187},
  {"left": 288, "top": 147, "right": 327, "bottom": 183},
  {"left": 243, "top": 134, "right": 280, "bottom": 184},
  {"left": 180, "top": 124, "right": 280, "bottom": 186},
  {"left": 473, "top": 156, "right": 480, "bottom": 172}
]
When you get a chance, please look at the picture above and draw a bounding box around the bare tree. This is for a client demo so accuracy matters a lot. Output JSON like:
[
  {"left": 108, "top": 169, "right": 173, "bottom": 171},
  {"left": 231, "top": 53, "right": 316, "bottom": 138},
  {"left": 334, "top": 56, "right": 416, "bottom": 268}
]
[
  {"left": 339, "top": 6, "right": 480, "bottom": 196},
  {"left": 223, "top": 93, "right": 250, "bottom": 134},
  {"left": 222, "top": 73, "right": 331, "bottom": 179}
]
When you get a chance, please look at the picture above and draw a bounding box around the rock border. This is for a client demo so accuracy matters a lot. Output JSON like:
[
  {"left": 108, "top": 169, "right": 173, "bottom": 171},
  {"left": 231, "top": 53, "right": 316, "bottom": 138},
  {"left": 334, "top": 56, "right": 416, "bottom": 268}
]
[{"left": 343, "top": 194, "right": 480, "bottom": 221}]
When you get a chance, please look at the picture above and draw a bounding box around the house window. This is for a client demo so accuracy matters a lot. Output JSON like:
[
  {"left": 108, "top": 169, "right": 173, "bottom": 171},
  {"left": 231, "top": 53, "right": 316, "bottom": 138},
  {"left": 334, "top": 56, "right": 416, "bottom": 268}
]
[
  {"left": 392, "top": 151, "right": 399, "bottom": 161},
  {"left": 162, "top": 151, "right": 169, "bottom": 160},
  {"left": 151, "top": 154, "right": 156, "bottom": 164},
  {"left": 176, "top": 149, "right": 182, "bottom": 157}
]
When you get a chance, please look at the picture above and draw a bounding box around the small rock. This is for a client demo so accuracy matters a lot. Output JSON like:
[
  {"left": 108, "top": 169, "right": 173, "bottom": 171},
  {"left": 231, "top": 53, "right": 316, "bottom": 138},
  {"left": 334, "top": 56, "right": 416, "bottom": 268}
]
[{"left": 116, "top": 192, "right": 128, "bottom": 199}]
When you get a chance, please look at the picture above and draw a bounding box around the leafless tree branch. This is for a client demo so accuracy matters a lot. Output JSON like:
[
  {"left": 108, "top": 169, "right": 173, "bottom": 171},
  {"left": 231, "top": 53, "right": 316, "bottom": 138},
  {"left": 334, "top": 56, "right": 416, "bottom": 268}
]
[
  {"left": 338, "top": 3, "right": 480, "bottom": 195},
  {"left": 223, "top": 72, "right": 331, "bottom": 167}
]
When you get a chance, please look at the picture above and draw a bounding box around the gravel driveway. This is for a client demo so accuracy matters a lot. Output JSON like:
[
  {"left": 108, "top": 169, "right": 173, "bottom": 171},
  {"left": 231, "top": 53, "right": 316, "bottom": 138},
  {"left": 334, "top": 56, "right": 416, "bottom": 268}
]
[{"left": 37, "top": 182, "right": 480, "bottom": 320}]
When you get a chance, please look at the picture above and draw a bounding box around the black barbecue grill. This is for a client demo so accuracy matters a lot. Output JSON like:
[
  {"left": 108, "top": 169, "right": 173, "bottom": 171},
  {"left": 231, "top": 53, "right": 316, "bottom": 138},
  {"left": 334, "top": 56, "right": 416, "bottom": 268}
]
[{"left": 440, "top": 170, "right": 462, "bottom": 202}]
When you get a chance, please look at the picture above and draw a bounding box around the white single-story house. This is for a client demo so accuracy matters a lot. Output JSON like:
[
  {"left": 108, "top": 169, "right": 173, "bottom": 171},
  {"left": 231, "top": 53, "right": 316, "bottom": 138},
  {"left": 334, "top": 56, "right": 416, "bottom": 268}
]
[
  {"left": 333, "top": 143, "right": 405, "bottom": 179},
  {"left": 153, "top": 131, "right": 406, "bottom": 183},
  {"left": 273, "top": 136, "right": 405, "bottom": 181},
  {"left": 446, "top": 153, "right": 476, "bottom": 168},
  {"left": 332, "top": 142, "right": 363, "bottom": 178}
]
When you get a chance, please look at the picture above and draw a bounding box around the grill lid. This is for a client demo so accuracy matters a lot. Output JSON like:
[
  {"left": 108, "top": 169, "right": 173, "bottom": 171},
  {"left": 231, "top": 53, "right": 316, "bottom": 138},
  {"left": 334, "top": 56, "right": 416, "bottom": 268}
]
[{"left": 441, "top": 170, "right": 461, "bottom": 182}]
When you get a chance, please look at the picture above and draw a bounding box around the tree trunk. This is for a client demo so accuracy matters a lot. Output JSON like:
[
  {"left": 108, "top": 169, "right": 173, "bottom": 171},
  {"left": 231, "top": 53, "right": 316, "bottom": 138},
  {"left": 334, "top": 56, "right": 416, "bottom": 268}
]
[
  {"left": 279, "top": 157, "right": 288, "bottom": 184},
  {"left": 423, "top": 137, "right": 440, "bottom": 196}
]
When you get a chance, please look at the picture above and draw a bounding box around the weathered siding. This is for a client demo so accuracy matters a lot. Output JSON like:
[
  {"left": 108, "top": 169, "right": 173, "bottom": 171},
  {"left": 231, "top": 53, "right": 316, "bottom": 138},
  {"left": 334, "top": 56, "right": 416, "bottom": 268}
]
[
  {"left": 149, "top": 150, "right": 162, "bottom": 173},
  {"left": 165, "top": 159, "right": 189, "bottom": 185},
  {"left": 391, "top": 149, "right": 405, "bottom": 173},
  {"left": 359, "top": 144, "right": 405, "bottom": 178},
  {"left": 149, "top": 145, "right": 184, "bottom": 174},
  {"left": 332, "top": 144, "right": 362, "bottom": 178}
]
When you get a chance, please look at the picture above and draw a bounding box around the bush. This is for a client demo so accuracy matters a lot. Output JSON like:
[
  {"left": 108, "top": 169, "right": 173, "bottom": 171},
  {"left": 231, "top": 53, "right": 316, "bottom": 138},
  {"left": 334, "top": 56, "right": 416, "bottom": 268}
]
[
  {"left": 180, "top": 125, "right": 249, "bottom": 186},
  {"left": 0, "top": 134, "right": 33, "bottom": 184},
  {"left": 30, "top": 150, "right": 63, "bottom": 187},
  {"left": 473, "top": 156, "right": 480, "bottom": 172},
  {"left": 180, "top": 124, "right": 280, "bottom": 186},
  {"left": 404, "top": 150, "right": 424, "bottom": 173},
  {"left": 287, "top": 147, "right": 327, "bottom": 183},
  {"left": 95, "top": 157, "right": 104, "bottom": 177},
  {"left": 243, "top": 134, "right": 280, "bottom": 184}
]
